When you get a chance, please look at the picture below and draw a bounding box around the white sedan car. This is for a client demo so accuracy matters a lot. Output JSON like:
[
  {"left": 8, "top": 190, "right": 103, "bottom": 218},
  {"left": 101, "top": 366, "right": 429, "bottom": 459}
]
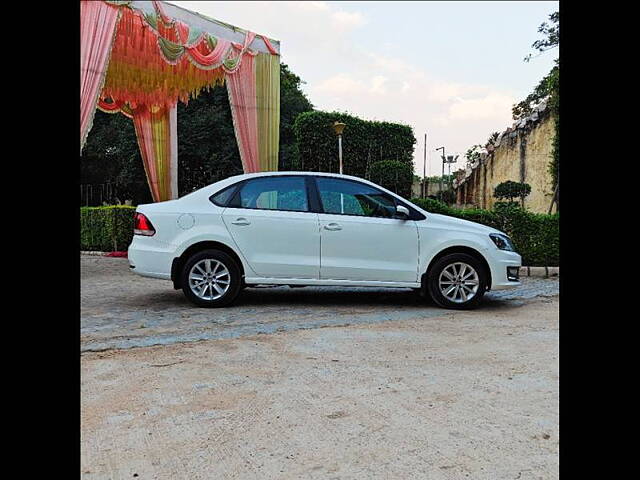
[{"left": 128, "top": 171, "right": 521, "bottom": 309}]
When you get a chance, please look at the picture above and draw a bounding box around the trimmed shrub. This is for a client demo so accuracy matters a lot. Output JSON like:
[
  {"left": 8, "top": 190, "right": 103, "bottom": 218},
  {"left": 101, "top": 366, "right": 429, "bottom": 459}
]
[
  {"left": 494, "top": 180, "right": 531, "bottom": 205},
  {"left": 411, "top": 198, "right": 559, "bottom": 266},
  {"left": 80, "top": 206, "right": 136, "bottom": 251}
]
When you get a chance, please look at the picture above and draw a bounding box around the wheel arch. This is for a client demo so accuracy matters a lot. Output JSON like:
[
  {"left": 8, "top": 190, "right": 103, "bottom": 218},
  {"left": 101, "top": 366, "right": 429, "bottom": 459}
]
[
  {"left": 171, "top": 240, "right": 245, "bottom": 290},
  {"left": 422, "top": 246, "right": 492, "bottom": 291}
]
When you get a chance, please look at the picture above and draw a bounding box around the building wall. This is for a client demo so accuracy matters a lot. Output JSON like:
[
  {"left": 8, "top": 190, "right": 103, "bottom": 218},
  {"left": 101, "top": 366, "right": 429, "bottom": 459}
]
[
  {"left": 455, "top": 112, "right": 556, "bottom": 213},
  {"left": 411, "top": 179, "right": 447, "bottom": 198}
]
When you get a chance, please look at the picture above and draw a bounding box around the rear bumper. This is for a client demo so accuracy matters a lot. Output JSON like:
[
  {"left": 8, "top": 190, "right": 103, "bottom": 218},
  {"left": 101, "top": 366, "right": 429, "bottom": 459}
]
[
  {"left": 488, "top": 250, "right": 522, "bottom": 290},
  {"left": 127, "top": 236, "right": 174, "bottom": 280}
]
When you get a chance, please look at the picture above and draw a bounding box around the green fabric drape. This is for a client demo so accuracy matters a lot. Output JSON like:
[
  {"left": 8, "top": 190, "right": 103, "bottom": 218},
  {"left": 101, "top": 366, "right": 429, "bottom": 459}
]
[
  {"left": 255, "top": 53, "right": 280, "bottom": 171},
  {"left": 158, "top": 36, "right": 185, "bottom": 62}
]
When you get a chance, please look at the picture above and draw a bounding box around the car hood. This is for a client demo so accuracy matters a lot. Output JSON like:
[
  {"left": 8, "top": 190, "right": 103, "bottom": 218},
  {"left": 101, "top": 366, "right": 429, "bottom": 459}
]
[{"left": 417, "top": 212, "right": 506, "bottom": 236}]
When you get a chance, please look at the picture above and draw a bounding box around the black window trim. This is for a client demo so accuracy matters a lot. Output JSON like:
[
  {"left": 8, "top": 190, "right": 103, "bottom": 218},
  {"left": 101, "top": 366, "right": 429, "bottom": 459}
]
[
  {"left": 311, "top": 175, "right": 426, "bottom": 221},
  {"left": 215, "top": 175, "right": 316, "bottom": 214}
]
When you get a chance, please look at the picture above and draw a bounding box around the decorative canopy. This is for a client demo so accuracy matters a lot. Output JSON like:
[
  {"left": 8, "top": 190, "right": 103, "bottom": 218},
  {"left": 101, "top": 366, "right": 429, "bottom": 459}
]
[{"left": 81, "top": 0, "right": 281, "bottom": 202}]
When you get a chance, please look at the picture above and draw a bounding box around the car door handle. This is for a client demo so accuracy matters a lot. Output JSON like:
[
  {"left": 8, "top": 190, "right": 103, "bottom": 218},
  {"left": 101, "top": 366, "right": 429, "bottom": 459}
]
[
  {"left": 324, "top": 223, "right": 342, "bottom": 231},
  {"left": 231, "top": 218, "right": 251, "bottom": 226}
]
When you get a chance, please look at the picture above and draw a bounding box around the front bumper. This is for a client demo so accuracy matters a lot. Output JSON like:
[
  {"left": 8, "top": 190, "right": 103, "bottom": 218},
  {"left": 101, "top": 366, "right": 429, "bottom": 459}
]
[{"left": 487, "top": 249, "right": 522, "bottom": 290}]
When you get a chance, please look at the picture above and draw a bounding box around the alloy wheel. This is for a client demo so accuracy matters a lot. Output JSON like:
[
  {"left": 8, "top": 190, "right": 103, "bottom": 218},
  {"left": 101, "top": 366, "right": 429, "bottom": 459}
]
[
  {"left": 188, "top": 259, "right": 231, "bottom": 300},
  {"left": 438, "top": 262, "right": 479, "bottom": 304}
]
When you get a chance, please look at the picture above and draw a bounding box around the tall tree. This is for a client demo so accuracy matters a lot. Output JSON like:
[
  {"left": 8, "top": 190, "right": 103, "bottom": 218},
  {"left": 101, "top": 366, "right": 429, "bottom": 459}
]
[
  {"left": 512, "top": 11, "right": 559, "bottom": 120},
  {"left": 524, "top": 12, "right": 559, "bottom": 63}
]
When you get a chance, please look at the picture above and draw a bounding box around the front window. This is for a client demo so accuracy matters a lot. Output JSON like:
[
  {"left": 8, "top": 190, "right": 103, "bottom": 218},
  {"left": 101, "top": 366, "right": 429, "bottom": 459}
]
[
  {"left": 316, "top": 177, "right": 397, "bottom": 218},
  {"left": 234, "top": 176, "right": 309, "bottom": 212}
]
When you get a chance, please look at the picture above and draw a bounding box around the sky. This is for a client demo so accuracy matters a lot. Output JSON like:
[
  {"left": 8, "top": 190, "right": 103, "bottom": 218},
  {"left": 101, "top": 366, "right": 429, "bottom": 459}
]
[{"left": 172, "top": 1, "right": 559, "bottom": 177}]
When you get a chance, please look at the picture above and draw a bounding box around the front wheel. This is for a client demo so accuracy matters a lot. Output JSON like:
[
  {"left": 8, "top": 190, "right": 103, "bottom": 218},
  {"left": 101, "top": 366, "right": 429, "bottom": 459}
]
[
  {"left": 427, "top": 253, "right": 487, "bottom": 310},
  {"left": 181, "top": 249, "right": 242, "bottom": 307}
]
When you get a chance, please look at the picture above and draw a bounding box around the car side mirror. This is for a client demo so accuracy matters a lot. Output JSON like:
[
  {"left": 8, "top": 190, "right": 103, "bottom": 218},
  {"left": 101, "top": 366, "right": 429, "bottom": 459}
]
[{"left": 395, "top": 205, "right": 410, "bottom": 219}]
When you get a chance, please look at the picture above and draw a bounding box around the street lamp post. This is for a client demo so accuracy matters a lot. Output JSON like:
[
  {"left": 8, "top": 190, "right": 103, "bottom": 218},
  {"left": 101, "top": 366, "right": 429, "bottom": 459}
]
[
  {"left": 332, "top": 121, "right": 347, "bottom": 213},
  {"left": 436, "top": 146, "right": 445, "bottom": 198},
  {"left": 423, "top": 133, "right": 427, "bottom": 198},
  {"left": 333, "top": 121, "right": 346, "bottom": 174}
]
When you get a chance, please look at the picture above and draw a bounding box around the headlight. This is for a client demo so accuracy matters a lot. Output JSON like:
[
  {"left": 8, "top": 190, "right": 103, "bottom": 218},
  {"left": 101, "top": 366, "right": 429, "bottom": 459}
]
[{"left": 489, "top": 233, "right": 515, "bottom": 251}]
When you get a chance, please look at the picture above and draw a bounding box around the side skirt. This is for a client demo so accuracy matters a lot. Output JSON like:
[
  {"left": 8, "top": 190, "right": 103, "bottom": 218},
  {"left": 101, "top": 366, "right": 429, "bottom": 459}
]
[{"left": 244, "top": 277, "right": 421, "bottom": 288}]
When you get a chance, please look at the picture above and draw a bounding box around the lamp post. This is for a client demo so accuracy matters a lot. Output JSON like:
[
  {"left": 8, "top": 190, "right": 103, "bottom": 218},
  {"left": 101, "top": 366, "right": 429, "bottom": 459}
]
[
  {"left": 435, "top": 146, "right": 445, "bottom": 198},
  {"left": 422, "top": 133, "right": 427, "bottom": 198},
  {"left": 333, "top": 121, "right": 346, "bottom": 174}
]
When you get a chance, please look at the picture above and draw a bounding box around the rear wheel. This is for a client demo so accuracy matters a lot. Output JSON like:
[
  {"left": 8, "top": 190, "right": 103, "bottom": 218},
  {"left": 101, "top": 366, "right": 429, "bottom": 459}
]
[
  {"left": 427, "top": 253, "right": 487, "bottom": 310},
  {"left": 181, "top": 249, "right": 242, "bottom": 307}
]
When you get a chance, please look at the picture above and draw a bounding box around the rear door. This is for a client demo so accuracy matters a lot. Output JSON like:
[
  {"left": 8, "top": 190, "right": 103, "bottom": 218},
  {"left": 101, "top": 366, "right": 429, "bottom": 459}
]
[
  {"left": 222, "top": 176, "right": 320, "bottom": 279},
  {"left": 314, "top": 176, "right": 419, "bottom": 283}
]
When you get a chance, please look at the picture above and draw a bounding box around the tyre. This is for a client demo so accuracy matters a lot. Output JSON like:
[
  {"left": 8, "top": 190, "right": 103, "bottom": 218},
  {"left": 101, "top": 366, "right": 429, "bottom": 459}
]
[
  {"left": 181, "top": 249, "right": 242, "bottom": 307},
  {"left": 427, "top": 253, "right": 487, "bottom": 310}
]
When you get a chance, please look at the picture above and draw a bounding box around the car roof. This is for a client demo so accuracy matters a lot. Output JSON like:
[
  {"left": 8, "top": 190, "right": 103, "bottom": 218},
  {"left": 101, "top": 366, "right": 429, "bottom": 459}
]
[
  {"left": 223, "top": 171, "right": 374, "bottom": 183},
  {"left": 181, "top": 170, "right": 404, "bottom": 205}
]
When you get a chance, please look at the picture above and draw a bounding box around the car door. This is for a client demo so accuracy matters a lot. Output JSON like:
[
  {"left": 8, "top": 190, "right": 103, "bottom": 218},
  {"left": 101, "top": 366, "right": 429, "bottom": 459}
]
[
  {"left": 222, "top": 176, "right": 320, "bottom": 279},
  {"left": 314, "top": 177, "right": 419, "bottom": 283}
]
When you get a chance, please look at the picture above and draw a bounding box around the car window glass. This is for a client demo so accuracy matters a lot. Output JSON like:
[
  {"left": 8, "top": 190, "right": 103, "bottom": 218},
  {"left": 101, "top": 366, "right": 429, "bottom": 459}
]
[
  {"left": 210, "top": 185, "right": 237, "bottom": 206},
  {"left": 316, "top": 178, "right": 397, "bottom": 218},
  {"left": 238, "top": 177, "right": 308, "bottom": 212}
]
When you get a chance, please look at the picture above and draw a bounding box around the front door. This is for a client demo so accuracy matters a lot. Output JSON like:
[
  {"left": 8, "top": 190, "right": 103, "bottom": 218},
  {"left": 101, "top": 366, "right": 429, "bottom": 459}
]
[
  {"left": 315, "top": 177, "right": 419, "bottom": 283},
  {"left": 222, "top": 176, "right": 320, "bottom": 279}
]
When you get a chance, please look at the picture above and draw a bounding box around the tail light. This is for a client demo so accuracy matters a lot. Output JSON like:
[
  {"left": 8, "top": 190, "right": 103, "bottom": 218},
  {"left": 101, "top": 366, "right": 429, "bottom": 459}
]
[{"left": 134, "top": 212, "right": 155, "bottom": 236}]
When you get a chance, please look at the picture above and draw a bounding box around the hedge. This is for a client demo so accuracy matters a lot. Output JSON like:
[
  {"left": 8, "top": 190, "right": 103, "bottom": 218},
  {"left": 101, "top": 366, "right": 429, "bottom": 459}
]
[
  {"left": 80, "top": 206, "right": 136, "bottom": 251},
  {"left": 411, "top": 198, "right": 559, "bottom": 267},
  {"left": 368, "top": 160, "right": 414, "bottom": 198},
  {"left": 293, "top": 111, "right": 416, "bottom": 186}
]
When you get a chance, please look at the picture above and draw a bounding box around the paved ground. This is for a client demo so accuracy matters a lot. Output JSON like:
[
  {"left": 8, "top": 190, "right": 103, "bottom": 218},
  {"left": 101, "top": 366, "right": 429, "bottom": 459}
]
[
  {"left": 81, "top": 256, "right": 559, "bottom": 352},
  {"left": 81, "top": 256, "right": 559, "bottom": 479}
]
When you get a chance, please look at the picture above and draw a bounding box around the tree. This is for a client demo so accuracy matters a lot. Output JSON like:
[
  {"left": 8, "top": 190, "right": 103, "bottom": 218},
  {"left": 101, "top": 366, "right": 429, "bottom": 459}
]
[
  {"left": 513, "top": 11, "right": 559, "bottom": 120},
  {"left": 524, "top": 11, "right": 559, "bottom": 62},
  {"left": 494, "top": 181, "right": 531, "bottom": 207},
  {"left": 464, "top": 145, "right": 483, "bottom": 168}
]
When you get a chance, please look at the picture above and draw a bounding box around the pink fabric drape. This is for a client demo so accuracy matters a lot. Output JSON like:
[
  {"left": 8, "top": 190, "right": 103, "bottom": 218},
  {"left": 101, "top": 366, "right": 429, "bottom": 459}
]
[
  {"left": 226, "top": 52, "right": 260, "bottom": 173},
  {"left": 187, "top": 37, "right": 232, "bottom": 67},
  {"left": 80, "top": 0, "right": 120, "bottom": 152}
]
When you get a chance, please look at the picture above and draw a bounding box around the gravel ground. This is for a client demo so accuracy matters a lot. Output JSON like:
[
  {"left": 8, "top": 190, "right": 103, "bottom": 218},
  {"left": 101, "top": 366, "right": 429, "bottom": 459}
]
[
  {"left": 81, "top": 256, "right": 559, "bottom": 352},
  {"left": 81, "top": 256, "right": 559, "bottom": 479}
]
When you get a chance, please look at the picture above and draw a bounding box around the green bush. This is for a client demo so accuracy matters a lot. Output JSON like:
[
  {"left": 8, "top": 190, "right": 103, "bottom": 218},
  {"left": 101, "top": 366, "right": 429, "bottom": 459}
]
[
  {"left": 410, "top": 198, "right": 558, "bottom": 266},
  {"left": 80, "top": 206, "right": 136, "bottom": 251},
  {"left": 293, "top": 111, "right": 416, "bottom": 182}
]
